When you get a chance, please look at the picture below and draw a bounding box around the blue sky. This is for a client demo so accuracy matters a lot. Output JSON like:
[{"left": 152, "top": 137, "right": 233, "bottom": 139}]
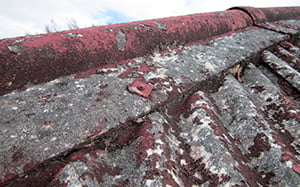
[
  {"left": 0, "top": 0, "right": 299, "bottom": 39},
  {"left": 96, "top": 9, "right": 134, "bottom": 25}
]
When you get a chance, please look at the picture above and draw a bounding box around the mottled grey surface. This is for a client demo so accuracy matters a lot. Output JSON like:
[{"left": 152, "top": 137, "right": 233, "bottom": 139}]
[
  {"left": 212, "top": 74, "right": 299, "bottom": 186},
  {"left": 277, "top": 20, "right": 300, "bottom": 29},
  {"left": 115, "top": 29, "right": 126, "bottom": 51},
  {"left": 0, "top": 29, "right": 286, "bottom": 174},
  {"left": 242, "top": 64, "right": 300, "bottom": 186}
]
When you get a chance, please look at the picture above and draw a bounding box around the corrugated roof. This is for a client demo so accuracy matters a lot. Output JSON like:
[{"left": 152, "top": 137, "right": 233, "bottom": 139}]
[{"left": 0, "top": 6, "right": 299, "bottom": 187}]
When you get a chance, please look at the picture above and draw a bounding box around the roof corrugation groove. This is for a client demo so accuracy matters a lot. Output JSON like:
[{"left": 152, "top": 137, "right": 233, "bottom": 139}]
[{"left": 0, "top": 6, "right": 299, "bottom": 187}]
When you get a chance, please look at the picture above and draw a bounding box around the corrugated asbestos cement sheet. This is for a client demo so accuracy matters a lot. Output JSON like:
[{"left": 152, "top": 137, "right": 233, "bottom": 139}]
[{"left": 0, "top": 6, "right": 299, "bottom": 187}]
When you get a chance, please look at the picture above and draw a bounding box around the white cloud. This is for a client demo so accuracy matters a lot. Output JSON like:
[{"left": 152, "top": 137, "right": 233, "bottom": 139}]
[
  {"left": 185, "top": 0, "right": 300, "bottom": 13},
  {"left": 98, "top": 0, "right": 188, "bottom": 19},
  {"left": 0, "top": 0, "right": 299, "bottom": 39}
]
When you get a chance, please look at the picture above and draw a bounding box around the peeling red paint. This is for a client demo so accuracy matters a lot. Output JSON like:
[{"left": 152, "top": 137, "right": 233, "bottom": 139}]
[
  {"left": 135, "top": 119, "right": 155, "bottom": 164},
  {"left": 248, "top": 133, "right": 271, "bottom": 157},
  {"left": 112, "top": 125, "right": 140, "bottom": 145},
  {"left": 260, "top": 7, "right": 300, "bottom": 23},
  {"left": 275, "top": 45, "right": 300, "bottom": 72},
  {"left": 271, "top": 131, "right": 300, "bottom": 175},
  {"left": 99, "top": 84, "right": 108, "bottom": 89},
  {"left": 166, "top": 89, "right": 278, "bottom": 186},
  {"left": 292, "top": 164, "right": 300, "bottom": 175},
  {"left": 2, "top": 158, "right": 65, "bottom": 187},
  {"left": 279, "top": 41, "right": 299, "bottom": 54}
]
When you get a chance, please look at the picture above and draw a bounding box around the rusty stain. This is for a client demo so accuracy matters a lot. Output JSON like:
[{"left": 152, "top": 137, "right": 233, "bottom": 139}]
[
  {"left": 128, "top": 81, "right": 154, "bottom": 97},
  {"left": 229, "top": 64, "right": 243, "bottom": 82}
]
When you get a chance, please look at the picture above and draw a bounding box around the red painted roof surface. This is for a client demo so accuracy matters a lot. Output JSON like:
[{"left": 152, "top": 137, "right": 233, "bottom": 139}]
[{"left": 0, "top": 6, "right": 299, "bottom": 186}]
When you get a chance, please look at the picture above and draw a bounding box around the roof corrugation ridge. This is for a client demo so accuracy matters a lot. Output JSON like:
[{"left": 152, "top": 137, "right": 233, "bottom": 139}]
[
  {"left": 279, "top": 41, "right": 300, "bottom": 57},
  {"left": 210, "top": 72, "right": 299, "bottom": 186},
  {"left": 274, "top": 45, "right": 300, "bottom": 72},
  {"left": 242, "top": 64, "right": 300, "bottom": 178},
  {"left": 262, "top": 50, "right": 300, "bottom": 91}
]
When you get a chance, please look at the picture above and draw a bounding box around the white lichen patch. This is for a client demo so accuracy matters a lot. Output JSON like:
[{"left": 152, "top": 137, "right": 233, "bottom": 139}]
[
  {"left": 98, "top": 67, "right": 119, "bottom": 74},
  {"left": 165, "top": 133, "right": 181, "bottom": 147},
  {"left": 191, "top": 100, "right": 207, "bottom": 110},
  {"left": 203, "top": 61, "right": 218, "bottom": 71},
  {"left": 197, "top": 146, "right": 230, "bottom": 176},
  {"left": 145, "top": 179, "right": 156, "bottom": 186},
  {"left": 199, "top": 116, "right": 214, "bottom": 129},
  {"left": 285, "top": 160, "right": 293, "bottom": 168},
  {"left": 155, "top": 139, "right": 164, "bottom": 145},
  {"left": 146, "top": 144, "right": 163, "bottom": 156},
  {"left": 167, "top": 168, "right": 184, "bottom": 187},
  {"left": 67, "top": 33, "right": 83, "bottom": 38},
  {"left": 145, "top": 67, "right": 168, "bottom": 80},
  {"left": 151, "top": 50, "right": 179, "bottom": 65},
  {"left": 25, "top": 85, "right": 46, "bottom": 92},
  {"left": 190, "top": 145, "right": 203, "bottom": 161},
  {"left": 180, "top": 159, "right": 187, "bottom": 165},
  {"left": 198, "top": 145, "right": 212, "bottom": 163}
]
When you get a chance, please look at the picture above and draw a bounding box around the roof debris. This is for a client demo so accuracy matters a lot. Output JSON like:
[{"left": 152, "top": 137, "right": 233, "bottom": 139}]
[{"left": 128, "top": 80, "right": 154, "bottom": 98}]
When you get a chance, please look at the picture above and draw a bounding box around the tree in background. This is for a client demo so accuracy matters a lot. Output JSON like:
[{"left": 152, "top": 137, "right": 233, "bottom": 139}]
[
  {"left": 45, "top": 18, "right": 79, "bottom": 33},
  {"left": 67, "top": 19, "right": 79, "bottom": 30}
]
